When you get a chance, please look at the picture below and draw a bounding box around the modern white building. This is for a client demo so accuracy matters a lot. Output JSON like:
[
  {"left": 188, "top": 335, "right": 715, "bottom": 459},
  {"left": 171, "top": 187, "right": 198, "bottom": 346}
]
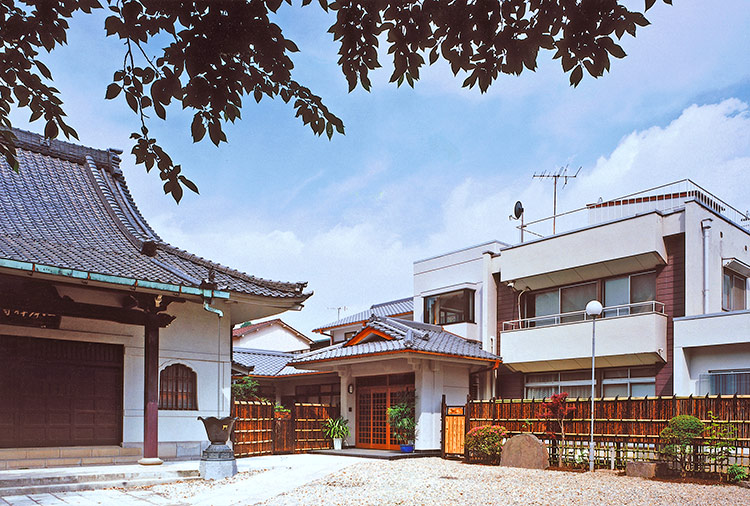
[{"left": 410, "top": 180, "right": 750, "bottom": 400}]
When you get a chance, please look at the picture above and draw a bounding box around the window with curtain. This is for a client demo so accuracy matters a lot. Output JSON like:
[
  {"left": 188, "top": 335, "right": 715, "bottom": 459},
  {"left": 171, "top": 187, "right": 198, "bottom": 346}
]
[
  {"left": 630, "top": 272, "right": 656, "bottom": 313},
  {"left": 159, "top": 363, "right": 198, "bottom": 410},
  {"left": 560, "top": 282, "right": 597, "bottom": 322}
]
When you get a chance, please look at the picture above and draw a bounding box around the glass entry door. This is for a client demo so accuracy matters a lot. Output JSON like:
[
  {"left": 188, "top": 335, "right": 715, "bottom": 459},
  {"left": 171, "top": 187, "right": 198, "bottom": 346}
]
[{"left": 355, "top": 374, "right": 414, "bottom": 450}]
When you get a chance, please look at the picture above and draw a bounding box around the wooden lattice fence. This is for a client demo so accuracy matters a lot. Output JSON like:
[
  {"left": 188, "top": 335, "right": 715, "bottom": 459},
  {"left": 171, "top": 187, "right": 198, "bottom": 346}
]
[
  {"left": 232, "top": 401, "right": 338, "bottom": 457},
  {"left": 443, "top": 395, "right": 750, "bottom": 474},
  {"left": 233, "top": 401, "right": 274, "bottom": 457}
]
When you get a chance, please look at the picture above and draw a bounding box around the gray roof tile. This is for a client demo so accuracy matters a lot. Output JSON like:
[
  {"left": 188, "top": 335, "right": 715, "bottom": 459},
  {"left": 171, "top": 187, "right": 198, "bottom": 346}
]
[
  {"left": 233, "top": 347, "right": 320, "bottom": 377},
  {"left": 293, "top": 316, "right": 499, "bottom": 365},
  {"left": 313, "top": 297, "right": 413, "bottom": 332},
  {"left": 0, "top": 129, "right": 310, "bottom": 300}
]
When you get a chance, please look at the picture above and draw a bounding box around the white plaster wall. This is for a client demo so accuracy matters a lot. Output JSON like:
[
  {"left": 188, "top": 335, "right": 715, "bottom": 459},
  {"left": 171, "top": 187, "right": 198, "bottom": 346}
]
[
  {"left": 501, "top": 312, "right": 667, "bottom": 371},
  {"left": 8, "top": 286, "right": 234, "bottom": 459},
  {"left": 684, "top": 203, "right": 750, "bottom": 316},
  {"left": 233, "top": 324, "right": 310, "bottom": 352},
  {"left": 413, "top": 242, "right": 503, "bottom": 347},
  {"left": 674, "top": 311, "right": 750, "bottom": 394},
  {"left": 499, "top": 213, "right": 668, "bottom": 284},
  {"left": 415, "top": 360, "right": 444, "bottom": 451}
]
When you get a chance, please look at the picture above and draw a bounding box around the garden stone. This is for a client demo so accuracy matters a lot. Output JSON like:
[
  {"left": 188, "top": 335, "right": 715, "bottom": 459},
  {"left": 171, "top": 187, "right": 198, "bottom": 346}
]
[
  {"left": 626, "top": 461, "right": 670, "bottom": 478},
  {"left": 500, "top": 434, "right": 549, "bottom": 469}
]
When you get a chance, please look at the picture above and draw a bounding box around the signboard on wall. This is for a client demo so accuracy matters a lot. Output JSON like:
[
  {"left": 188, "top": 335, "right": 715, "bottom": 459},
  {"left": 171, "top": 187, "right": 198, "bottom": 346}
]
[{"left": 0, "top": 307, "right": 61, "bottom": 329}]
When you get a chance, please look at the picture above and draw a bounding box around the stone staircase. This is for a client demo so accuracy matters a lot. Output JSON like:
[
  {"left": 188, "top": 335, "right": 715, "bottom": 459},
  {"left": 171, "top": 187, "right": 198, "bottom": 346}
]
[
  {"left": 0, "top": 446, "right": 143, "bottom": 470},
  {"left": 0, "top": 461, "right": 201, "bottom": 496}
]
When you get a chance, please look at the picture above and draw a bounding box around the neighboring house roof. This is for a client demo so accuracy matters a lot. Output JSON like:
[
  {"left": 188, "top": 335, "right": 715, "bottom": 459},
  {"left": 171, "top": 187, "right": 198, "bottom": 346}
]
[
  {"left": 313, "top": 297, "right": 413, "bottom": 333},
  {"left": 293, "top": 316, "right": 499, "bottom": 365},
  {"left": 0, "top": 129, "right": 310, "bottom": 301},
  {"left": 233, "top": 319, "right": 313, "bottom": 344},
  {"left": 233, "top": 347, "right": 324, "bottom": 377}
]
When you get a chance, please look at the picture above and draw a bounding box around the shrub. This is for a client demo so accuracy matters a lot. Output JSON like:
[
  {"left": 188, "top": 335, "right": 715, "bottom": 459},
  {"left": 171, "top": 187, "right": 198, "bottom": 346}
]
[
  {"left": 703, "top": 411, "right": 738, "bottom": 470},
  {"left": 465, "top": 425, "right": 508, "bottom": 465},
  {"left": 388, "top": 402, "right": 416, "bottom": 444},
  {"left": 659, "top": 415, "right": 704, "bottom": 477},
  {"left": 231, "top": 376, "right": 259, "bottom": 401},
  {"left": 727, "top": 464, "right": 749, "bottom": 483}
]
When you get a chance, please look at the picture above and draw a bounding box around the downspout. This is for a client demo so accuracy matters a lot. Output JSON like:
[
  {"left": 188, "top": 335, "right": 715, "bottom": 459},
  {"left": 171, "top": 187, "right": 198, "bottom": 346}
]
[
  {"left": 201, "top": 290, "right": 224, "bottom": 417},
  {"left": 701, "top": 219, "right": 712, "bottom": 314}
]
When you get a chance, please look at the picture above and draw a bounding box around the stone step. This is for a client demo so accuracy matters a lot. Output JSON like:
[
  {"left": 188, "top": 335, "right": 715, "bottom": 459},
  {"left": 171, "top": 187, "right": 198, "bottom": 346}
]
[
  {"left": 0, "top": 474, "right": 201, "bottom": 497},
  {"left": 0, "top": 467, "right": 198, "bottom": 489},
  {"left": 0, "top": 447, "right": 143, "bottom": 471}
]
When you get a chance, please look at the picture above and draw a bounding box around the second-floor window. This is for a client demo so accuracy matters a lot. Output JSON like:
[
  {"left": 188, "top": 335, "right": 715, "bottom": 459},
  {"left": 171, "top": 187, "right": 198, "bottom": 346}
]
[
  {"left": 424, "top": 289, "right": 475, "bottom": 325},
  {"left": 604, "top": 271, "right": 656, "bottom": 317},
  {"left": 723, "top": 269, "right": 747, "bottom": 311}
]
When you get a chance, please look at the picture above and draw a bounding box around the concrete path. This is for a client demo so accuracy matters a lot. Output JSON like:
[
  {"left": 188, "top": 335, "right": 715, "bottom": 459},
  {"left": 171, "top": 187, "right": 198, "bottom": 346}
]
[{"left": 0, "top": 454, "right": 367, "bottom": 506}]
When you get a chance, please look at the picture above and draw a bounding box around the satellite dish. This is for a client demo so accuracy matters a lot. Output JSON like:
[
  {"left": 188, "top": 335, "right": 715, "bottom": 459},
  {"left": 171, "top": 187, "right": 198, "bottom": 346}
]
[{"left": 513, "top": 201, "right": 524, "bottom": 220}]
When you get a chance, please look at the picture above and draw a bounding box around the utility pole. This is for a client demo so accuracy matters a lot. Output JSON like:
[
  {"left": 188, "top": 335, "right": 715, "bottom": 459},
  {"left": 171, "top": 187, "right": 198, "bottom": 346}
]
[{"left": 532, "top": 166, "right": 581, "bottom": 234}]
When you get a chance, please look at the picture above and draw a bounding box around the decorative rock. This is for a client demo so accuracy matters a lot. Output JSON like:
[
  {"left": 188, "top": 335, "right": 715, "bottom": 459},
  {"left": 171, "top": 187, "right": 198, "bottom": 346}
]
[
  {"left": 500, "top": 433, "right": 549, "bottom": 469},
  {"left": 625, "top": 461, "right": 670, "bottom": 478}
]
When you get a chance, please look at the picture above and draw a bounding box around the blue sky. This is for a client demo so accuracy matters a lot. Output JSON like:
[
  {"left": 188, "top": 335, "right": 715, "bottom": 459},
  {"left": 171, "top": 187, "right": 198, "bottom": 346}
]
[{"left": 9, "top": 1, "right": 750, "bottom": 337}]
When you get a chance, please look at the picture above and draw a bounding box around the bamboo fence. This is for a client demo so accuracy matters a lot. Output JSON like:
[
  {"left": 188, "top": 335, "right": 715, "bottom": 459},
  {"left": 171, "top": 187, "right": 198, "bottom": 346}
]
[
  {"left": 458, "top": 395, "right": 750, "bottom": 473},
  {"left": 232, "top": 401, "right": 338, "bottom": 457}
]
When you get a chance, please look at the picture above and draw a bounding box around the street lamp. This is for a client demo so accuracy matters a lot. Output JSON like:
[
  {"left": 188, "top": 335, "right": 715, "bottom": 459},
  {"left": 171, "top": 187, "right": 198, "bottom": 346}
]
[{"left": 585, "top": 299, "right": 603, "bottom": 473}]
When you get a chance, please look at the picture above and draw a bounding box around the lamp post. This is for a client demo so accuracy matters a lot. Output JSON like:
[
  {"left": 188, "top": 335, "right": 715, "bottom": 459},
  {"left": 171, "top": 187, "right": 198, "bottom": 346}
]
[{"left": 585, "top": 300, "right": 603, "bottom": 473}]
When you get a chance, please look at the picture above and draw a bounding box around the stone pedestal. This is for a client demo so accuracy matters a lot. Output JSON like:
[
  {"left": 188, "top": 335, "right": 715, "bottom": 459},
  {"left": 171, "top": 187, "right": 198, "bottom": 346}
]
[{"left": 199, "top": 443, "right": 238, "bottom": 480}]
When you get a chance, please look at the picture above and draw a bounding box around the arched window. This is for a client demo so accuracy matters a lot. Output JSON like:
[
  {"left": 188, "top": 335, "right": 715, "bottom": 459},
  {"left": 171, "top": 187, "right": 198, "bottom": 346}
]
[{"left": 159, "top": 363, "right": 197, "bottom": 410}]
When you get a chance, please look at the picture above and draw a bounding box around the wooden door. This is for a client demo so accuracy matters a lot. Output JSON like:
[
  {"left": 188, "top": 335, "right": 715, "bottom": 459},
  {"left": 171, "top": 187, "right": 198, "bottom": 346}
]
[{"left": 0, "top": 335, "right": 123, "bottom": 448}]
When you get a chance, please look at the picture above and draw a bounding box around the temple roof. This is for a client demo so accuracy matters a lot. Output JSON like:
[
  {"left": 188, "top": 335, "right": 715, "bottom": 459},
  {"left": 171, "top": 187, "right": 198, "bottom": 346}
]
[{"left": 0, "top": 129, "right": 311, "bottom": 302}]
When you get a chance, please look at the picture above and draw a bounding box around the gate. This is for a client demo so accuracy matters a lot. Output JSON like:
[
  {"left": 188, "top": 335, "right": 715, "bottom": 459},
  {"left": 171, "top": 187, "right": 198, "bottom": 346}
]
[
  {"left": 233, "top": 401, "right": 338, "bottom": 457},
  {"left": 441, "top": 395, "right": 466, "bottom": 458}
]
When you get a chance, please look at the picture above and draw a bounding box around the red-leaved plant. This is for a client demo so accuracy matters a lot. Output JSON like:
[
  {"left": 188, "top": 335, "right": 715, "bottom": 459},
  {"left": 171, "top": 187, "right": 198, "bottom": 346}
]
[{"left": 541, "top": 392, "right": 576, "bottom": 467}]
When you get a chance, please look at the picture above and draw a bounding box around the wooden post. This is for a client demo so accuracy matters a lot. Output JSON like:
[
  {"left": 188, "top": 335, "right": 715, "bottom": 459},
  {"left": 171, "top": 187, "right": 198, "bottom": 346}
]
[
  {"left": 140, "top": 311, "right": 162, "bottom": 464},
  {"left": 441, "top": 395, "right": 446, "bottom": 459},
  {"left": 463, "top": 394, "right": 471, "bottom": 462}
]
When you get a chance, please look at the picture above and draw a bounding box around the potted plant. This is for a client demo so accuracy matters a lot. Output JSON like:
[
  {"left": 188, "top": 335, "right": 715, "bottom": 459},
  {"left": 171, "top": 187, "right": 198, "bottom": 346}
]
[
  {"left": 388, "top": 400, "right": 417, "bottom": 453},
  {"left": 322, "top": 417, "right": 350, "bottom": 450}
]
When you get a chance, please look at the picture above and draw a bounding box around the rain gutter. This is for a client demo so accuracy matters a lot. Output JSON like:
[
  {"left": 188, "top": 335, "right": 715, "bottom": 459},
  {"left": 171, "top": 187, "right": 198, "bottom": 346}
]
[{"left": 0, "top": 258, "right": 230, "bottom": 300}]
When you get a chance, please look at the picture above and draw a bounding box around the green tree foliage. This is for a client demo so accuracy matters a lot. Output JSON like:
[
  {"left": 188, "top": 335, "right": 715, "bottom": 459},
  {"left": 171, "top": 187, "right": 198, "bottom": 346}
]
[
  {"left": 659, "top": 414, "right": 704, "bottom": 477},
  {"left": 1, "top": 0, "right": 671, "bottom": 202},
  {"left": 231, "top": 376, "right": 260, "bottom": 401},
  {"left": 703, "top": 410, "right": 738, "bottom": 474}
]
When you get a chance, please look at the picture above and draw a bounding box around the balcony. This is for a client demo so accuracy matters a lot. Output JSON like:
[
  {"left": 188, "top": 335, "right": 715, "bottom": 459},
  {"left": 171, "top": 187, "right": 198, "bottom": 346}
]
[{"left": 500, "top": 302, "right": 667, "bottom": 373}]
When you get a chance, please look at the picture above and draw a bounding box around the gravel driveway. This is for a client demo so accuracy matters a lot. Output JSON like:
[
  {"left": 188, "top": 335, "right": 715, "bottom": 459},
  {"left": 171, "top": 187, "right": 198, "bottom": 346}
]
[{"left": 252, "top": 457, "right": 750, "bottom": 506}]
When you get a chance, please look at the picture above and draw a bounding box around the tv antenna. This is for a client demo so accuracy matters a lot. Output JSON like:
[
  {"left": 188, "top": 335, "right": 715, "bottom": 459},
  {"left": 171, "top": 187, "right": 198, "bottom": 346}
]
[
  {"left": 327, "top": 306, "right": 348, "bottom": 320},
  {"left": 508, "top": 200, "right": 525, "bottom": 243},
  {"left": 532, "top": 165, "right": 581, "bottom": 234}
]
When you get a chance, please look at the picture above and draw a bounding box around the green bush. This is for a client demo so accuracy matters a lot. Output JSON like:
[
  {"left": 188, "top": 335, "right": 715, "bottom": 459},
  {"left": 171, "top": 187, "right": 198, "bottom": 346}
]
[
  {"left": 231, "top": 376, "right": 259, "bottom": 401},
  {"left": 727, "top": 464, "right": 749, "bottom": 483},
  {"left": 465, "top": 425, "right": 508, "bottom": 465},
  {"left": 659, "top": 415, "right": 704, "bottom": 477}
]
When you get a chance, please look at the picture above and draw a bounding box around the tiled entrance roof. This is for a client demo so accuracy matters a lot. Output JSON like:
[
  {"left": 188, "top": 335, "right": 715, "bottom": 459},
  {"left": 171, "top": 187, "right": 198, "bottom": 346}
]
[
  {"left": 233, "top": 347, "right": 323, "bottom": 377},
  {"left": 313, "top": 297, "right": 414, "bottom": 333},
  {"left": 0, "top": 129, "right": 310, "bottom": 300},
  {"left": 292, "top": 316, "right": 499, "bottom": 365}
]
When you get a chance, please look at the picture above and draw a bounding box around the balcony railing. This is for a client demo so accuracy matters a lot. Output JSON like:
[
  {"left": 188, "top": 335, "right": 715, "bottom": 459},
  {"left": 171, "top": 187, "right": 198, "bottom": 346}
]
[{"left": 502, "top": 301, "right": 666, "bottom": 331}]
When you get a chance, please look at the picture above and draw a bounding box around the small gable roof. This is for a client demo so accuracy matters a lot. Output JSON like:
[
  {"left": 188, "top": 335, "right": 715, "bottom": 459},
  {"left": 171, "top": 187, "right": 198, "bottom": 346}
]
[
  {"left": 233, "top": 347, "right": 324, "bottom": 377},
  {"left": 292, "top": 316, "right": 499, "bottom": 365},
  {"left": 313, "top": 297, "right": 413, "bottom": 333},
  {"left": 233, "top": 319, "right": 313, "bottom": 344},
  {"left": 0, "top": 129, "right": 311, "bottom": 303}
]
